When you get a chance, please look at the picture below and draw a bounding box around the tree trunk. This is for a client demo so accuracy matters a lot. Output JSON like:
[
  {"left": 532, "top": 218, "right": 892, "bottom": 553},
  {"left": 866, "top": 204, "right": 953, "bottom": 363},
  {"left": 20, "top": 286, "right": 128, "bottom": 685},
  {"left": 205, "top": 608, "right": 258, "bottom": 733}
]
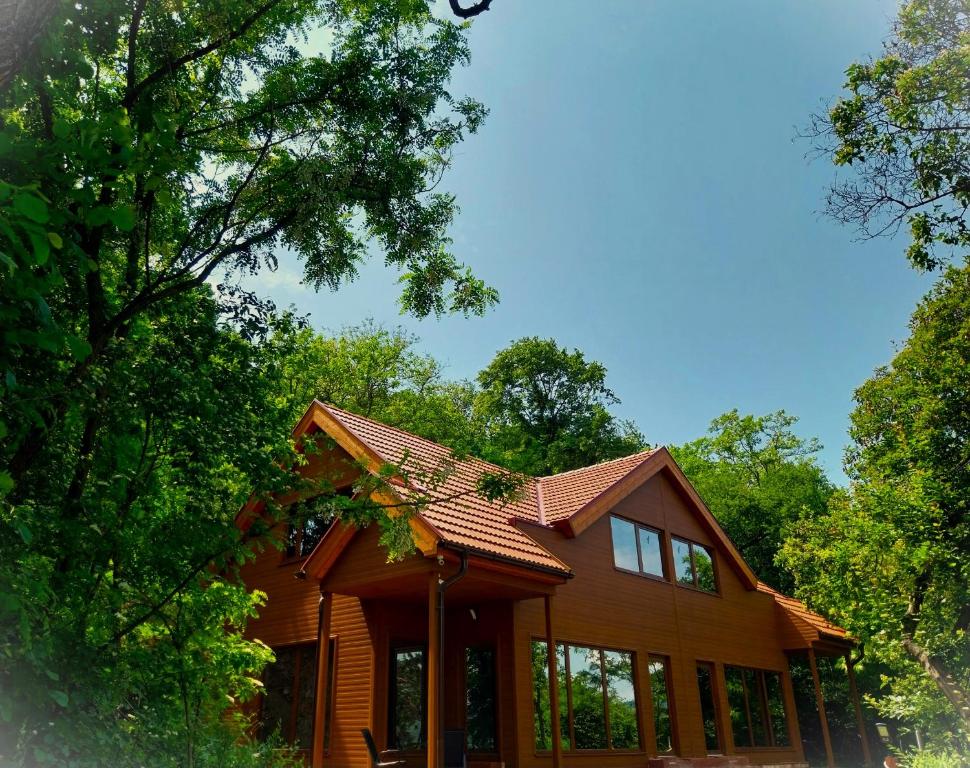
[
  {"left": 901, "top": 636, "right": 970, "bottom": 733},
  {"left": 0, "top": 0, "right": 58, "bottom": 92}
]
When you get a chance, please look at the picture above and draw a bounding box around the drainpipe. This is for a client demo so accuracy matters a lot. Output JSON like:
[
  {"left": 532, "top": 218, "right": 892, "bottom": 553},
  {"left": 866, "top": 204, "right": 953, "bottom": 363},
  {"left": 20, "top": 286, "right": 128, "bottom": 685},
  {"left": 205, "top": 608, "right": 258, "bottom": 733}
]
[{"left": 437, "top": 550, "right": 469, "bottom": 768}]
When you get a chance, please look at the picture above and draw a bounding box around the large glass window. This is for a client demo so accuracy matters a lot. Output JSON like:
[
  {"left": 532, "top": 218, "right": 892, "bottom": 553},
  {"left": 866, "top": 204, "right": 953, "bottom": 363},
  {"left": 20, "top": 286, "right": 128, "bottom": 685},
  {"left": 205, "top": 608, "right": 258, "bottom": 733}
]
[
  {"left": 531, "top": 640, "right": 640, "bottom": 752},
  {"left": 648, "top": 655, "right": 674, "bottom": 753},
  {"left": 696, "top": 662, "right": 722, "bottom": 753},
  {"left": 610, "top": 515, "right": 666, "bottom": 579},
  {"left": 531, "top": 641, "right": 553, "bottom": 751},
  {"left": 725, "top": 666, "right": 790, "bottom": 748},
  {"left": 261, "top": 641, "right": 335, "bottom": 751},
  {"left": 389, "top": 647, "right": 426, "bottom": 750},
  {"left": 465, "top": 646, "right": 497, "bottom": 753},
  {"left": 672, "top": 537, "right": 717, "bottom": 593}
]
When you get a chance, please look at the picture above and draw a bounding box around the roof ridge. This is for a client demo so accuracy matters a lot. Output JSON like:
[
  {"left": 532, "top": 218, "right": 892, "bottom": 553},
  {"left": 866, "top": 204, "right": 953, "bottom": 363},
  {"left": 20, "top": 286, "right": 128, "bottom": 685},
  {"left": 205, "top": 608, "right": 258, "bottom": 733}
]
[
  {"left": 319, "top": 401, "right": 529, "bottom": 479},
  {"left": 538, "top": 447, "right": 660, "bottom": 482}
]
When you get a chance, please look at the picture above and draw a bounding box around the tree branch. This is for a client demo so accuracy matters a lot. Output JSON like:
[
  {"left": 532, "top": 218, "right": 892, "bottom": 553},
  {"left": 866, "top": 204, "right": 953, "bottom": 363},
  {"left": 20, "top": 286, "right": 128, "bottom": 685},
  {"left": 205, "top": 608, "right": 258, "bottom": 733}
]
[{"left": 448, "top": 0, "right": 493, "bottom": 19}]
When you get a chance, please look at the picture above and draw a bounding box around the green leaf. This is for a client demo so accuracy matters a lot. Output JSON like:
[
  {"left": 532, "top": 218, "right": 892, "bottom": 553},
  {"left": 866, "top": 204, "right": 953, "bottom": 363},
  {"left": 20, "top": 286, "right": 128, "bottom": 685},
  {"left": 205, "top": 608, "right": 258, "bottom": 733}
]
[
  {"left": 52, "top": 120, "right": 71, "bottom": 139},
  {"left": 0, "top": 470, "right": 13, "bottom": 497},
  {"left": 29, "top": 231, "right": 50, "bottom": 266},
  {"left": 14, "top": 520, "right": 31, "bottom": 543},
  {"left": 109, "top": 206, "right": 136, "bottom": 231},
  {"left": 49, "top": 690, "right": 69, "bottom": 707},
  {"left": 65, "top": 334, "right": 93, "bottom": 361},
  {"left": 47, "top": 231, "right": 63, "bottom": 249},
  {"left": 13, "top": 192, "right": 49, "bottom": 224}
]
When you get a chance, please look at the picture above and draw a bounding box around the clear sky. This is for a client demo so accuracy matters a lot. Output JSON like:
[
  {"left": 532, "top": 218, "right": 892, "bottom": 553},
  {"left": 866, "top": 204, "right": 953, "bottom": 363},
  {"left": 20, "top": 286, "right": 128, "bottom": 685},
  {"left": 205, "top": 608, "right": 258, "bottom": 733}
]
[{"left": 249, "top": 0, "right": 935, "bottom": 484}]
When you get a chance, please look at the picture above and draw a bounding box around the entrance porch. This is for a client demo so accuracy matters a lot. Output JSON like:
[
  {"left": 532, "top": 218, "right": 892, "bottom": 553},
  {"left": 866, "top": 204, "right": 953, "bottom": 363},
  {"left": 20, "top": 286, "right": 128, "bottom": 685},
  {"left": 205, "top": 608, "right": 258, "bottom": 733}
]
[{"left": 310, "top": 544, "right": 566, "bottom": 768}]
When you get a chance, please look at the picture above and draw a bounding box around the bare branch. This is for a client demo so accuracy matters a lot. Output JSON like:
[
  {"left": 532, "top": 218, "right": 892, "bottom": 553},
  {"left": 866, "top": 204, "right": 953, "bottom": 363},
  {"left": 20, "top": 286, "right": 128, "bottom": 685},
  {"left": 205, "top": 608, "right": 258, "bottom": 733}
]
[{"left": 448, "top": 0, "right": 493, "bottom": 19}]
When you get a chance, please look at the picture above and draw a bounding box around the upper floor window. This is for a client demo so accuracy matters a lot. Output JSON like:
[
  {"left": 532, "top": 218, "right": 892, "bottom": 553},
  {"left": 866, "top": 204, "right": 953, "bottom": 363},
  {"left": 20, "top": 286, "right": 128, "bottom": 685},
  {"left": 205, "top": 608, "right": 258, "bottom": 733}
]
[
  {"left": 671, "top": 536, "right": 716, "bottom": 593},
  {"left": 610, "top": 516, "right": 666, "bottom": 579},
  {"left": 285, "top": 490, "right": 352, "bottom": 559}
]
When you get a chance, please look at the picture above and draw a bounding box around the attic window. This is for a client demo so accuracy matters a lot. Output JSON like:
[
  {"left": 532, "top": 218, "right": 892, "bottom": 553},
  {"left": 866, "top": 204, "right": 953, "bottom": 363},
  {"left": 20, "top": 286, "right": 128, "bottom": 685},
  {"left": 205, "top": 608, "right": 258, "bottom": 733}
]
[
  {"left": 671, "top": 536, "right": 716, "bottom": 593},
  {"left": 610, "top": 516, "right": 666, "bottom": 579},
  {"left": 285, "top": 489, "right": 352, "bottom": 559}
]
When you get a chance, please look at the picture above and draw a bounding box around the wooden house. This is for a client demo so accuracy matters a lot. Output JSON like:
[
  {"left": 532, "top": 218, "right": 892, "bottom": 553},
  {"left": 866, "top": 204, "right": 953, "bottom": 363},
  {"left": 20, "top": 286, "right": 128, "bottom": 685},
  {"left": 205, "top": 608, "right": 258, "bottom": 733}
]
[{"left": 237, "top": 402, "right": 871, "bottom": 768}]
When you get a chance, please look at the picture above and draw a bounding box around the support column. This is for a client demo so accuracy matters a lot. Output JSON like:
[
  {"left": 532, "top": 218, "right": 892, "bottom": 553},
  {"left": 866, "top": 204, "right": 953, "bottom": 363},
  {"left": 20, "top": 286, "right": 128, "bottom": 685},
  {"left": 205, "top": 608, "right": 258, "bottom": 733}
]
[
  {"left": 808, "top": 648, "right": 835, "bottom": 768},
  {"left": 846, "top": 651, "right": 873, "bottom": 766},
  {"left": 428, "top": 572, "right": 441, "bottom": 768},
  {"left": 544, "top": 595, "right": 562, "bottom": 768},
  {"left": 312, "top": 591, "right": 333, "bottom": 768}
]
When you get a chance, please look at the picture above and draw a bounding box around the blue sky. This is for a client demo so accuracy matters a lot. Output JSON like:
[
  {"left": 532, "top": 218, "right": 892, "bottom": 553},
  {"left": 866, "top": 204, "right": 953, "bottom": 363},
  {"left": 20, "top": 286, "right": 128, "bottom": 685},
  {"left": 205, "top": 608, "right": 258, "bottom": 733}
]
[{"left": 251, "top": 0, "right": 934, "bottom": 483}]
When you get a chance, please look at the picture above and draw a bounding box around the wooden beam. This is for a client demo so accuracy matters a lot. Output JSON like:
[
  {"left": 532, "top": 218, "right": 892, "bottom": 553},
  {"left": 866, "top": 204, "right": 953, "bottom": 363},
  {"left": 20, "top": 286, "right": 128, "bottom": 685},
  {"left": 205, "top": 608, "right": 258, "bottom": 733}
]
[
  {"left": 312, "top": 592, "right": 333, "bottom": 768},
  {"left": 544, "top": 595, "right": 562, "bottom": 768},
  {"left": 846, "top": 652, "right": 873, "bottom": 766},
  {"left": 427, "top": 571, "right": 441, "bottom": 768},
  {"left": 808, "top": 648, "right": 835, "bottom": 768}
]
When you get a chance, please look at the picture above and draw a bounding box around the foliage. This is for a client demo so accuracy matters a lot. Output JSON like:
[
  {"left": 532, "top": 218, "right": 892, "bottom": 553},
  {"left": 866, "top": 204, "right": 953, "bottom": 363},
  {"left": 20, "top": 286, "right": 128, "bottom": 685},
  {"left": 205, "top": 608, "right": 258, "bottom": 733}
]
[
  {"left": 781, "top": 264, "right": 970, "bottom": 746},
  {"left": 808, "top": 0, "right": 970, "bottom": 270},
  {"left": 271, "top": 319, "right": 484, "bottom": 452},
  {"left": 671, "top": 410, "right": 833, "bottom": 592},
  {"left": 902, "top": 746, "right": 967, "bottom": 768},
  {"left": 474, "top": 337, "right": 647, "bottom": 475},
  {"left": 0, "top": 0, "right": 492, "bottom": 764}
]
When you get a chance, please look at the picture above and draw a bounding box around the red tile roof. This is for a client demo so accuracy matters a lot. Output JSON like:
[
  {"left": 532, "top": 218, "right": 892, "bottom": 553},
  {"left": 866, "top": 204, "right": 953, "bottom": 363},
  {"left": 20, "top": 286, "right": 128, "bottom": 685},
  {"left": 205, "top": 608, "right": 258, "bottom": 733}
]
[
  {"left": 322, "top": 405, "right": 568, "bottom": 574},
  {"left": 756, "top": 582, "right": 849, "bottom": 640},
  {"left": 537, "top": 450, "right": 660, "bottom": 523}
]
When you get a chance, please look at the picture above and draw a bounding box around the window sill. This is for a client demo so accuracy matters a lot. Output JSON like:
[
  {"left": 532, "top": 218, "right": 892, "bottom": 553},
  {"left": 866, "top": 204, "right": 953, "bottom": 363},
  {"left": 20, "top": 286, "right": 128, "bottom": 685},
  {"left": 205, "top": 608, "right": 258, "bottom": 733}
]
[
  {"left": 614, "top": 566, "right": 669, "bottom": 583},
  {"left": 674, "top": 581, "right": 720, "bottom": 597}
]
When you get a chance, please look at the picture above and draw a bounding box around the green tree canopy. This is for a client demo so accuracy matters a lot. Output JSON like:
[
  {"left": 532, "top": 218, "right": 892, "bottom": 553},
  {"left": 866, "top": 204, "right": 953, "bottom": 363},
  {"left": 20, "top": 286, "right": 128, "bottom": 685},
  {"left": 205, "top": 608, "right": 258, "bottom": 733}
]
[
  {"left": 0, "top": 1, "right": 494, "bottom": 764},
  {"left": 781, "top": 264, "right": 970, "bottom": 746},
  {"left": 474, "top": 337, "right": 647, "bottom": 475},
  {"left": 671, "top": 410, "right": 833, "bottom": 593},
  {"left": 808, "top": 0, "right": 970, "bottom": 270},
  {"left": 272, "top": 319, "right": 483, "bottom": 452}
]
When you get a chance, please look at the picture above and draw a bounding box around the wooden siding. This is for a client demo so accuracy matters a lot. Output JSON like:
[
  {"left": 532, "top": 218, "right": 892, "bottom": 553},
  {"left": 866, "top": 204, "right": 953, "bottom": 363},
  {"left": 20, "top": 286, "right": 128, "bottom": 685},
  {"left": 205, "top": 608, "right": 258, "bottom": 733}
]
[
  {"left": 512, "top": 470, "right": 805, "bottom": 768},
  {"left": 240, "top": 527, "right": 374, "bottom": 768}
]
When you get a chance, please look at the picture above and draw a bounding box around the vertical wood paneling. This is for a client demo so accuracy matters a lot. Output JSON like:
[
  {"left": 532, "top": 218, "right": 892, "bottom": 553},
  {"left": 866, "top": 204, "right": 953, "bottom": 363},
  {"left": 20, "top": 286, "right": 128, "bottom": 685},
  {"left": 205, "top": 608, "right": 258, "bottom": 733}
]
[{"left": 511, "top": 472, "right": 807, "bottom": 768}]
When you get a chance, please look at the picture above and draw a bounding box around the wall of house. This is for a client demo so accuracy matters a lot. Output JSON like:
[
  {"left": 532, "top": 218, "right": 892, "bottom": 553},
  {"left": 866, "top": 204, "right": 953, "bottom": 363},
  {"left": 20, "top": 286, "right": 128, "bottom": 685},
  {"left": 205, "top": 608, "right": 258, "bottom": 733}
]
[{"left": 513, "top": 469, "right": 805, "bottom": 768}]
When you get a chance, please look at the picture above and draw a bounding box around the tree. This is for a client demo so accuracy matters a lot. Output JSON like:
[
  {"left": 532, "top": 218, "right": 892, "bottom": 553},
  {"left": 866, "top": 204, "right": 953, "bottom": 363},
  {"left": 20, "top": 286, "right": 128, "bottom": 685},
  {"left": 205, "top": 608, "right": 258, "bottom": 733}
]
[
  {"left": 0, "top": 1, "right": 495, "bottom": 764},
  {"left": 781, "top": 264, "right": 970, "bottom": 746},
  {"left": 474, "top": 337, "right": 646, "bottom": 475},
  {"left": 0, "top": 0, "right": 495, "bottom": 487},
  {"left": 671, "top": 410, "right": 833, "bottom": 593},
  {"left": 808, "top": 0, "right": 969, "bottom": 270},
  {"left": 272, "top": 319, "right": 483, "bottom": 452}
]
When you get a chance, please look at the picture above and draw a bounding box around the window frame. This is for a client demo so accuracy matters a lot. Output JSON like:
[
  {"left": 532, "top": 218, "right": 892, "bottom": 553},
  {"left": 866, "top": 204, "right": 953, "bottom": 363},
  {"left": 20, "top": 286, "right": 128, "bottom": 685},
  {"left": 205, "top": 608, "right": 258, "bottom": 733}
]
[
  {"left": 609, "top": 514, "right": 668, "bottom": 582},
  {"left": 388, "top": 644, "right": 428, "bottom": 752},
  {"left": 279, "top": 491, "right": 351, "bottom": 564},
  {"left": 260, "top": 639, "right": 336, "bottom": 753},
  {"left": 695, "top": 661, "right": 724, "bottom": 755},
  {"left": 724, "top": 665, "right": 791, "bottom": 750},
  {"left": 647, "top": 654, "right": 677, "bottom": 755},
  {"left": 671, "top": 535, "right": 719, "bottom": 594},
  {"left": 531, "top": 638, "right": 643, "bottom": 755},
  {"left": 463, "top": 644, "right": 500, "bottom": 756}
]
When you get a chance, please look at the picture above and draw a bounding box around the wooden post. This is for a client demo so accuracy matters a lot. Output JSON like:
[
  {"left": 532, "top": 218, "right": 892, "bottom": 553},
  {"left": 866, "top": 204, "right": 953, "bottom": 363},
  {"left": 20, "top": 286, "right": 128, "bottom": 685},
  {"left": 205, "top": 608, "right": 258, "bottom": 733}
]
[
  {"left": 428, "top": 572, "right": 441, "bottom": 768},
  {"left": 846, "top": 651, "right": 873, "bottom": 766},
  {"left": 312, "top": 591, "right": 333, "bottom": 768},
  {"left": 808, "top": 648, "right": 835, "bottom": 768},
  {"left": 544, "top": 595, "right": 562, "bottom": 768}
]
